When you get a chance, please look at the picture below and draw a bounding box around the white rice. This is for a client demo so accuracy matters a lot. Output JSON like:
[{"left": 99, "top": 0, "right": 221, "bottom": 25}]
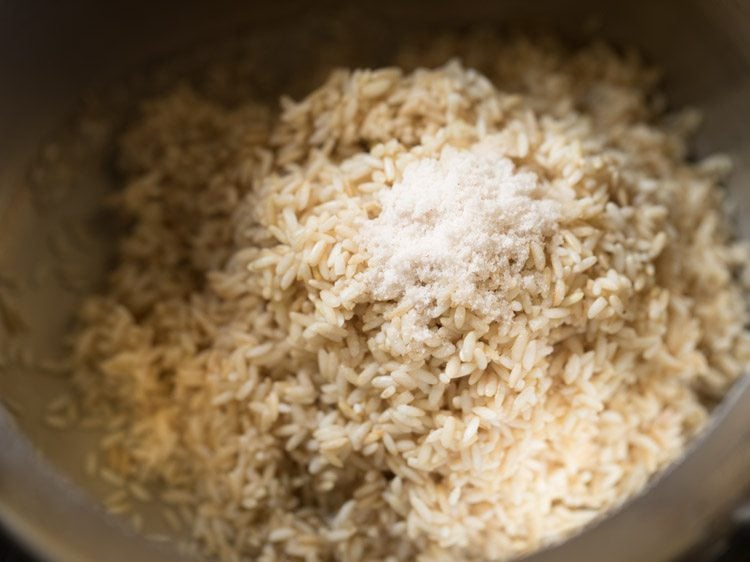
[{"left": 67, "top": 36, "right": 750, "bottom": 561}]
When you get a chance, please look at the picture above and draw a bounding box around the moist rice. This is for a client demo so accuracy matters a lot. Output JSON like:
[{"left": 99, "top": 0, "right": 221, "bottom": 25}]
[{"left": 68, "top": 36, "right": 750, "bottom": 561}]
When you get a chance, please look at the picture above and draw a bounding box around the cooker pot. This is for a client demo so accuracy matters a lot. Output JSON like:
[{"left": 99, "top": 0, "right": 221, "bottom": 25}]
[{"left": 0, "top": 1, "right": 749, "bottom": 561}]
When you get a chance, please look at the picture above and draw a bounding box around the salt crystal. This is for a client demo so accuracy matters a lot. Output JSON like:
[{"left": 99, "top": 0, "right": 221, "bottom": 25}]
[{"left": 359, "top": 142, "right": 560, "bottom": 321}]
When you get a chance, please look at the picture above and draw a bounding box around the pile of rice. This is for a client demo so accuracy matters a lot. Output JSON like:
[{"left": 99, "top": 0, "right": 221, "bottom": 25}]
[{"left": 69, "top": 36, "right": 750, "bottom": 561}]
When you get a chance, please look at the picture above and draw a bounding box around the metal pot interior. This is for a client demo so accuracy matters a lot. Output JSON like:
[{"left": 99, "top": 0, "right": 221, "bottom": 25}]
[{"left": 0, "top": 2, "right": 749, "bottom": 561}]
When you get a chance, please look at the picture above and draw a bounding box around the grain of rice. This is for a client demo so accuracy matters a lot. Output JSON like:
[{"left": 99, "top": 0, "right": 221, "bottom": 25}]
[
  {"left": 44, "top": 415, "right": 70, "bottom": 429},
  {"left": 162, "top": 508, "right": 183, "bottom": 532}
]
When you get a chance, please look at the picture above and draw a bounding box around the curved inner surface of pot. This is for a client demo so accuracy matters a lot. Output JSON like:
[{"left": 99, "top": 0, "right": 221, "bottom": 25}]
[{"left": 0, "top": 1, "right": 749, "bottom": 562}]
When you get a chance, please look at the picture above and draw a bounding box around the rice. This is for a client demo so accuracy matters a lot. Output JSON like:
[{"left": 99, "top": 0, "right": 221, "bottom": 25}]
[{"left": 66, "top": 35, "right": 750, "bottom": 561}]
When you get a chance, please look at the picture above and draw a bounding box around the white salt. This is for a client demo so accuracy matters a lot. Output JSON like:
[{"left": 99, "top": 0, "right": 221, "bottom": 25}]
[{"left": 359, "top": 144, "right": 560, "bottom": 320}]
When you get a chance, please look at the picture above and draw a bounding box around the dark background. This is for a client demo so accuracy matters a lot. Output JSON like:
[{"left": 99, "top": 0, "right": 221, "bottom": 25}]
[{"left": 0, "top": 528, "right": 34, "bottom": 562}]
